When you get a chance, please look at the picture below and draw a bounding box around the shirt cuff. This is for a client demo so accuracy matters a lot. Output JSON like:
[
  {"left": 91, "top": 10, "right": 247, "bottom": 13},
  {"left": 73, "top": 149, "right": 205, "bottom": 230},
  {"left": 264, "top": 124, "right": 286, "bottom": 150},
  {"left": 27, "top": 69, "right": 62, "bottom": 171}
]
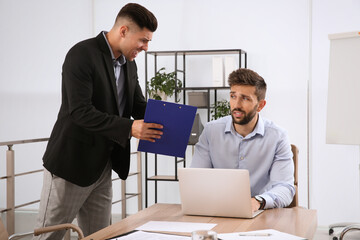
[{"left": 260, "top": 194, "right": 273, "bottom": 209}]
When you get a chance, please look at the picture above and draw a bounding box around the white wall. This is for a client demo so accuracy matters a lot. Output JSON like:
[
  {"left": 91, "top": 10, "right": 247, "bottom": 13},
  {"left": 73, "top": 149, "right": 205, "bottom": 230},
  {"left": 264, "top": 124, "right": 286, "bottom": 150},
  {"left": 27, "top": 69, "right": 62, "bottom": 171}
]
[
  {"left": 0, "top": 0, "right": 93, "bottom": 212},
  {"left": 311, "top": 0, "right": 360, "bottom": 225},
  {"left": 0, "top": 0, "right": 359, "bottom": 228}
]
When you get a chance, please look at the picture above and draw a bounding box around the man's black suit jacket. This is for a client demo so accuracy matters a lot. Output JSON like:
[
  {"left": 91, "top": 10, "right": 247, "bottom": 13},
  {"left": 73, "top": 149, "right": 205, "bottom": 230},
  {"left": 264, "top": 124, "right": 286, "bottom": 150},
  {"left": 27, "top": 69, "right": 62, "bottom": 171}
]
[{"left": 43, "top": 32, "right": 147, "bottom": 187}]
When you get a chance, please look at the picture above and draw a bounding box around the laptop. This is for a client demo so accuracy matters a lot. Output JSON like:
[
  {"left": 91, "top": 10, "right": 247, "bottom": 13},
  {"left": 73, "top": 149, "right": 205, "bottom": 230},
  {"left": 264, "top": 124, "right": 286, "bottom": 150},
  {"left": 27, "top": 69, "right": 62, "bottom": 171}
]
[{"left": 178, "top": 168, "right": 264, "bottom": 218}]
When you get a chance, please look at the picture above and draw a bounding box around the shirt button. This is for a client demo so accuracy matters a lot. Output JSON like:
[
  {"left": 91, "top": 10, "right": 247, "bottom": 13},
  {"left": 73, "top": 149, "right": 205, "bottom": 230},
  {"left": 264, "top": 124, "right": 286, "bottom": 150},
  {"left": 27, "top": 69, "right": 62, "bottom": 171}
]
[{"left": 240, "top": 156, "right": 244, "bottom": 160}]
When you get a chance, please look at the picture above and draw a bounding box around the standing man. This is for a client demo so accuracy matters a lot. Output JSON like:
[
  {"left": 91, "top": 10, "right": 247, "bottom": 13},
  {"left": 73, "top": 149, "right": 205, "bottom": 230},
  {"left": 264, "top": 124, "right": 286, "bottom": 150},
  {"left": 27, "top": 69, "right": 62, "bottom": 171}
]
[
  {"left": 191, "top": 68, "right": 295, "bottom": 212},
  {"left": 34, "top": 3, "right": 163, "bottom": 239}
]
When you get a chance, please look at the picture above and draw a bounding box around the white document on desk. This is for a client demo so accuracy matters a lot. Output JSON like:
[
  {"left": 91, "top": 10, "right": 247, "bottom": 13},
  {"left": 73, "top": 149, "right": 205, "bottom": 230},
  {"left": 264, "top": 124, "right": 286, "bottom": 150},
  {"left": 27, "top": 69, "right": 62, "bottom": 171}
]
[
  {"left": 136, "top": 220, "right": 217, "bottom": 233},
  {"left": 218, "top": 229, "right": 306, "bottom": 240},
  {"left": 109, "top": 230, "right": 190, "bottom": 239}
]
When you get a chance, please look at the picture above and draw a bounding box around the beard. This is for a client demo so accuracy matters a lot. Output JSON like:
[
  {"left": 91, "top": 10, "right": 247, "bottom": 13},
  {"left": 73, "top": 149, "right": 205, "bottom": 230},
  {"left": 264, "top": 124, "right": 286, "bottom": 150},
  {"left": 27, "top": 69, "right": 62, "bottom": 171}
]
[{"left": 231, "top": 104, "right": 258, "bottom": 125}]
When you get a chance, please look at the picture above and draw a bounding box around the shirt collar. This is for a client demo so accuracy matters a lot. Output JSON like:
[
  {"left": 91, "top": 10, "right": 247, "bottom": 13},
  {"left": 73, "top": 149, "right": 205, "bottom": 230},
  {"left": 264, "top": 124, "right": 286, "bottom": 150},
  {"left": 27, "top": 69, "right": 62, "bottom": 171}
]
[
  {"left": 102, "top": 31, "right": 126, "bottom": 65},
  {"left": 224, "top": 114, "right": 265, "bottom": 138},
  {"left": 249, "top": 114, "right": 265, "bottom": 137}
]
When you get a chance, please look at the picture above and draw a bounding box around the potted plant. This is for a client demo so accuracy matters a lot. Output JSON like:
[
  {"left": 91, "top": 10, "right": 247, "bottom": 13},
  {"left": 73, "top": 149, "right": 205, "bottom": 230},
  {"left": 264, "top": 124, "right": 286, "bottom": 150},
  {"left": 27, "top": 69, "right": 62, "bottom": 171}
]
[
  {"left": 147, "top": 67, "right": 182, "bottom": 101},
  {"left": 211, "top": 99, "right": 230, "bottom": 120}
]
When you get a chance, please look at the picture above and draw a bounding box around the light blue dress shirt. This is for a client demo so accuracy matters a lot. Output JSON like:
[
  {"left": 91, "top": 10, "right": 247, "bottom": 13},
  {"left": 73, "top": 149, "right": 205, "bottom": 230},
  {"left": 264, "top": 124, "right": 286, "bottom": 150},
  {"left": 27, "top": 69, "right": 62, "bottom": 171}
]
[{"left": 190, "top": 115, "right": 295, "bottom": 209}]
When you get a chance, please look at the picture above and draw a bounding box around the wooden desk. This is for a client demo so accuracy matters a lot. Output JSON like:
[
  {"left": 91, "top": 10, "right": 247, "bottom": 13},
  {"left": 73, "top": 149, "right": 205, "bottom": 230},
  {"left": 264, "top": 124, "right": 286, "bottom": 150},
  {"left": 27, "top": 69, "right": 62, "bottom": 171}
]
[{"left": 83, "top": 203, "right": 317, "bottom": 240}]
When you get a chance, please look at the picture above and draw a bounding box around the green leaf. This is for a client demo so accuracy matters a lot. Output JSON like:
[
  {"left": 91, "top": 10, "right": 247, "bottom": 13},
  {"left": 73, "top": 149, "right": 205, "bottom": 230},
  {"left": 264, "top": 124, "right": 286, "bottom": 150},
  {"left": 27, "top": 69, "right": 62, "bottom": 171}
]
[{"left": 211, "top": 100, "right": 230, "bottom": 120}]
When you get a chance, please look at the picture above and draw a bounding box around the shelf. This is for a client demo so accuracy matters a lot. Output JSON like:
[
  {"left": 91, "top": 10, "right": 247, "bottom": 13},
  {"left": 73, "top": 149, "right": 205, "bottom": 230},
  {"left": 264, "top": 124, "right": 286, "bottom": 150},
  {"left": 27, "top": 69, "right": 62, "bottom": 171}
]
[
  {"left": 178, "top": 86, "right": 230, "bottom": 91},
  {"left": 147, "top": 49, "right": 246, "bottom": 56},
  {"left": 147, "top": 175, "right": 178, "bottom": 181},
  {"left": 177, "top": 158, "right": 185, "bottom": 163}
]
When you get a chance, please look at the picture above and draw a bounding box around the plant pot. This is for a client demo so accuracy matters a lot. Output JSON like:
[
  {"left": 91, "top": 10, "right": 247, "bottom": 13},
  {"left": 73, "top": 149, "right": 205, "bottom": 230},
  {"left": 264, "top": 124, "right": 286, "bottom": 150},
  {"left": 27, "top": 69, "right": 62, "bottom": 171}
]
[
  {"left": 156, "top": 91, "right": 167, "bottom": 101},
  {"left": 188, "top": 92, "right": 208, "bottom": 107}
]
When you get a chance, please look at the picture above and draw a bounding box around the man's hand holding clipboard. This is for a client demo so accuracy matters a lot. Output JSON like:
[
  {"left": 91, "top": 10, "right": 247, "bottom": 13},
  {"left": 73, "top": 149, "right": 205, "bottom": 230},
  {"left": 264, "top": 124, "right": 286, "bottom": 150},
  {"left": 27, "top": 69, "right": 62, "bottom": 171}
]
[{"left": 131, "top": 120, "right": 163, "bottom": 143}]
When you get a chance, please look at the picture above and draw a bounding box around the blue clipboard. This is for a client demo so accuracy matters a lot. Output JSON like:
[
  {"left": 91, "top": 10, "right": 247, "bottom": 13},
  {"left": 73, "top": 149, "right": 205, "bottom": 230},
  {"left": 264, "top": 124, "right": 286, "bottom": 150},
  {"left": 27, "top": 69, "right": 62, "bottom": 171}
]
[{"left": 137, "top": 99, "right": 197, "bottom": 158}]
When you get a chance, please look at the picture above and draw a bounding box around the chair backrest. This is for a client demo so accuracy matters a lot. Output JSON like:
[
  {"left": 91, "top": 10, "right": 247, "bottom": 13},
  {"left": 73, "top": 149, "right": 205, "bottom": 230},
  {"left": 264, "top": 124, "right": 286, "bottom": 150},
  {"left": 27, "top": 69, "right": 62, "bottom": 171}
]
[
  {"left": 0, "top": 218, "right": 9, "bottom": 240},
  {"left": 287, "top": 144, "right": 299, "bottom": 208}
]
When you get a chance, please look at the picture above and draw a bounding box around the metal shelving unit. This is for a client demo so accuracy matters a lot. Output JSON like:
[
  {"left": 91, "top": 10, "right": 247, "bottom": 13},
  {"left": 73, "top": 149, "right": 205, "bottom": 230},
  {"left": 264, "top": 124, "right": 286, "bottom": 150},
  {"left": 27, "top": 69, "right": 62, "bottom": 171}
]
[{"left": 144, "top": 49, "right": 247, "bottom": 207}]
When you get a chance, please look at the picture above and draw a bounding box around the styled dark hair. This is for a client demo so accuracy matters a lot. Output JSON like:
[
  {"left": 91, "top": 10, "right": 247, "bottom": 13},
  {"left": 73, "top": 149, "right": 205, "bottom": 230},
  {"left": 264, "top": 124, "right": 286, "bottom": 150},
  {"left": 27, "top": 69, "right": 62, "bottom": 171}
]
[
  {"left": 228, "top": 68, "right": 267, "bottom": 100},
  {"left": 116, "top": 3, "right": 158, "bottom": 32}
]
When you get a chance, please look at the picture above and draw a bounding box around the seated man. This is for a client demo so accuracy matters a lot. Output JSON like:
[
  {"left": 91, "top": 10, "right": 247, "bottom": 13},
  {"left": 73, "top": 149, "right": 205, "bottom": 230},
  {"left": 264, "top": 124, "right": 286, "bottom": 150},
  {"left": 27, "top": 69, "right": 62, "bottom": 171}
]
[{"left": 191, "top": 68, "right": 295, "bottom": 212}]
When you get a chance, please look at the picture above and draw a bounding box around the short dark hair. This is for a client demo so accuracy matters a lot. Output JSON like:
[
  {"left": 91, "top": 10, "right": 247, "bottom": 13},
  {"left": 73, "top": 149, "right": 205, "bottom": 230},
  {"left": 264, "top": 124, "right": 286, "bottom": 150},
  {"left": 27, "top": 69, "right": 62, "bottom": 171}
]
[
  {"left": 116, "top": 3, "right": 158, "bottom": 32},
  {"left": 228, "top": 68, "right": 267, "bottom": 100}
]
